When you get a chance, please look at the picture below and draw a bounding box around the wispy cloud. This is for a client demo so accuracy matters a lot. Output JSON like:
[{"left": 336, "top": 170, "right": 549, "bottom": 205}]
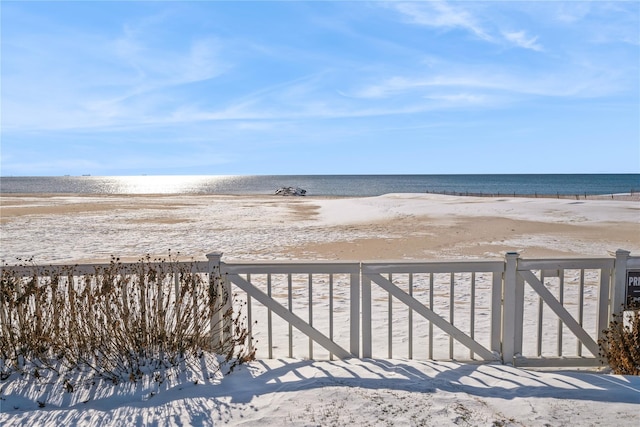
[
  {"left": 2, "top": 8, "right": 229, "bottom": 132},
  {"left": 111, "top": 27, "right": 227, "bottom": 91},
  {"left": 390, "top": 1, "right": 544, "bottom": 51},
  {"left": 392, "top": 1, "right": 492, "bottom": 41},
  {"left": 424, "top": 93, "right": 487, "bottom": 105},
  {"left": 550, "top": 2, "right": 592, "bottom": 24},
  {"left": 346, "top": 58, "right": 631, "bottom": 105},
  {"left": 502, "top": 30, "right": 543, "bottom": 52}
]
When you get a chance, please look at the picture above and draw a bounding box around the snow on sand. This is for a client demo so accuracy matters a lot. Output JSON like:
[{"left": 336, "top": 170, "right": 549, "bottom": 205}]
[
  {"left": 1, "top": 193, "right": 639, "bottom": 426},
  {"left": 2, "top": 358, "right": 639, "bottom": 426},
  {"left": 1, "top": 193, "right": 639, "bottom": 263}
]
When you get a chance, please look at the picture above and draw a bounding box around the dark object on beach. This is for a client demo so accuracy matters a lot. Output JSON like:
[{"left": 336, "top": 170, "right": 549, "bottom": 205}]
[{"left": 275, "top": 187, "right": 307, "bottom": 196}]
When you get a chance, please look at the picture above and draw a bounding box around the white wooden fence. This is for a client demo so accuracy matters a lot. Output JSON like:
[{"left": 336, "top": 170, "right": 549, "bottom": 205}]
[
  {"left": 2, "top": 250, "right": 637, "bottom": 367},
  {"left": 217, "top": 250, "right": 638, "bottom": 367}
]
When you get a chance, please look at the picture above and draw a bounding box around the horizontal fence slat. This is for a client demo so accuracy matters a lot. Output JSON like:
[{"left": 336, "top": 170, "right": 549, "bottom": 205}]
[
  {"left": 221, "top": 261, "right": 360, "bottom": 275},
  {"left": 362, "top": 261, "right": 505, "bottom": 274},
  {"left": 518, "top": 258, "right": 614, "bottom": 271},
  {"left": 0, "top": 261, "right": 210, "bottom": 276},
  {"left": 627, "top": 257, "right": 640, "bottom": 269}
]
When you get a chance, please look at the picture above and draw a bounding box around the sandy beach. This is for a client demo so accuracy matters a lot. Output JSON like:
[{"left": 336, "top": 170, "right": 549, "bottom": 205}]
[
  {"left": 1, "top": 193, "right": 638, "bottom": 264},
  {"left": 1, "top": 193, "right": 640, "bottom": 426}
]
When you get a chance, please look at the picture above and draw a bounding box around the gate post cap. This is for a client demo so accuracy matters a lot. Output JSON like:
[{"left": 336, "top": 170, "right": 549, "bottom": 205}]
[{"left": 206, "top": 252, "right": 224, "bottom": 261}]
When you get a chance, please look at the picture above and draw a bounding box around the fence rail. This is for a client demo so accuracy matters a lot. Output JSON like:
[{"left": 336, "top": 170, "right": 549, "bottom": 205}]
[{"left": 2, "top": 250, "right": 637, "bottom": 367}]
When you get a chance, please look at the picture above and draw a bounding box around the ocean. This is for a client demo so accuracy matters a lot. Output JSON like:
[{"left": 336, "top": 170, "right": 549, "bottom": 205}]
[{"left": 0, "top": 174, "right": 638, "bottom": 197}]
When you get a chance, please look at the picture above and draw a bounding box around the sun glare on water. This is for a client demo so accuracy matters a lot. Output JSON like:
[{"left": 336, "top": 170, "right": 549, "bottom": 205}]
[{"left": 104, "top": 175, "right": 229, "bottom": 194}]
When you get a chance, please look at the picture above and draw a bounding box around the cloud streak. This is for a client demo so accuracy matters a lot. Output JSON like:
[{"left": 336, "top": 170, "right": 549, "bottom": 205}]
[
  {"left": 393, "top": 1, "right": 493, "bottom": 41},
  {"left": 502, "top": 30, "right": 543, "bottom": 52},
  {"left": 2, "top": 8, "right": 229, "bottom": 132},
  {"left": 391, "top": 1, "right": 544, "bottom": 51},
  {"left": 1, "top": 1, "right": 637, "bottom": 175}
]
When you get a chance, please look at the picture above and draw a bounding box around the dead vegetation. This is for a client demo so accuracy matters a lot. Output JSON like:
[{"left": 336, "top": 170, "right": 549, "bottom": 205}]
[
  {"left": 599, "top": 307, "right": 640, "bottom": 375},
  {"left": 0, "top": 254, "right": 255, "bottom": 385}
]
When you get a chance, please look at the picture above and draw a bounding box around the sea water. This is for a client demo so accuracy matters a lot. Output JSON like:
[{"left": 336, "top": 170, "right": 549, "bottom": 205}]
[{"left": 0, "top": 174, "right": 638, "bottom": 197}]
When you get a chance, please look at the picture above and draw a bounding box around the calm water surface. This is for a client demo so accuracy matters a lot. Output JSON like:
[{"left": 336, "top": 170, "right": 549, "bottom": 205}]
[{"left": 1, "top": 174, "right": 638, "bottom": 197}]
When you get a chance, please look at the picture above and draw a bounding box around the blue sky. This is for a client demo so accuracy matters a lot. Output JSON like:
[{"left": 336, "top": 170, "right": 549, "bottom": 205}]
[{"left": 1, "top": 1, "right": 638, "bottom": 176}]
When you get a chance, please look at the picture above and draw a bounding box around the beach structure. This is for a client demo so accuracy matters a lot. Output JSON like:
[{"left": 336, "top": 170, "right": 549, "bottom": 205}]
[
  {"left": 3, "top": 249, "right": 637, "bottom": 368},
  {"left": 275, "top": 186, "right": 307, "bottom": 196}
]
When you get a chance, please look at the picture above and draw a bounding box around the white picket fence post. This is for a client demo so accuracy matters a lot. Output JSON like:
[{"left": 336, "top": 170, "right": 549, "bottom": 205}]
[
  {"left": 206, "top": 251, "right": 229, "bottom": 351},
  {"left": 612, "top": 249, "right": 630, "bottom": 317},
  {"left": 502, "top": 252, "right": 519, "bottom": 364}
]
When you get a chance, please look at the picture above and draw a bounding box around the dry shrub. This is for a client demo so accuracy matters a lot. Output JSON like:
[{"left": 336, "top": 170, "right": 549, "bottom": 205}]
[
  {"left": 598, "top": 308, "right": 640, "bottom": 375},
  {"left": 0, "top": 255, "right": 255, "bottom": 384}
]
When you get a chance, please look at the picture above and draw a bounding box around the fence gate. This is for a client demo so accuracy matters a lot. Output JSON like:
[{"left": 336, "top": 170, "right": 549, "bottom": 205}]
[
  {"left": 361, "top": 261, "right": 504, "bottom": 362},
  {"left": 221, "top": 261, "right": 360, "bottom": 360},
  {"left": 502, "top": 253, "right": 615, "bottom": 367}
]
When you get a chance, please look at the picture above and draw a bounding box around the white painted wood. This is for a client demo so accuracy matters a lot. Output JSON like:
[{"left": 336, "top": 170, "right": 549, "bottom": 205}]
[
  {"left": 221, "top": 262, "right": 360, "bottom": 275},
  {"left": 596, "top": 268, "right": 611, "bottom": 346},
  {"left": 408, "top": 273, "right": 413, "bottom": 359},
  {"left": 308, "top": 273, "right": 313, "bottom": 359},
  {"left": 223, "top": 275, "right": 232, "bottom": 350},
  {"left": 429, "top": 273, "right": 434, "bottom": 360},
  {"left": 2, "top": 251, "right": 631, "bottom": 367},
  {"left": 557, "top": 272, "right": 565, "bottom": 357},
  {"left": 350, "top": 272, "right": 360, "bottom": 358},
  {"left": 288, "top": 274, "right": 293, "bottom": 358},
  {"left": 361, "top": 261, "right": 504, "bottom": 274},
  {"left": 365, "top": 273, "right": 498, "bottom": 361},
  {"left": 502, "top": 252, "right": 519, "bottom": 364},
  {"left": 627, "top": 256, "right": 640, "bottom": 268},
  {"left": 577, "top": 269, "right": 585, "bottom": 357},
  {"left": 449, "top": 272, "right": 455, "bottom": 359},
  {"left": 206, "top": 253, "right": 223, "bottom": 350},
  {"left": 518, "top": 270, "right": 599, "bottom": 357},
  {"left": 362, "top": 274, "right": 372, "bottom": 358},
  {"left": 518, "top": 259, "right": 613, "bottom": 271},
  {"left": 537, "top": 271, "right": 545, "bottom": 357},
  {"left": 490, "top": 272, "right": 502, "bottom": 355},
  {"left": 388, "top": 273, "right": 393, "bottom": 359},
  {"left": 514, "top": 269, "right": 525, "bottom": 356},
  {"left": 267, "top": 274, "right": 273, "bottom": 359},
  {"left": 0, "top": 260, "right": 210, "bottom": 277},
  {"left": 173, "top": 273, "right": 180, "bottom": 334},
  {"left": 226, "top": 273, "right": 353, "bottom": 359},
  {"left": 329, "top": 274, "right": 334, "bottom": 360},
  {"left": 612, "top": 249, "right": 630, "bottom": 314},
  {"left": 470, "top": 272, "right": 476, "bottom": 360},
  {"left": 246, "top": 273, "right": 254, "bottom": 355}
]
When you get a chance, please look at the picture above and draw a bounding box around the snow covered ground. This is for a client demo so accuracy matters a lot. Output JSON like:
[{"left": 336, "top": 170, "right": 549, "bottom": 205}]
[
  {"left": 1, "top": 357, "right": 639, "bottom": 426},
  {"left": 1, "top": 194, "right": 639, "bottom": 425},
  {"left": 1, "top": 193, "right": 639, "bottom": 264}
]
